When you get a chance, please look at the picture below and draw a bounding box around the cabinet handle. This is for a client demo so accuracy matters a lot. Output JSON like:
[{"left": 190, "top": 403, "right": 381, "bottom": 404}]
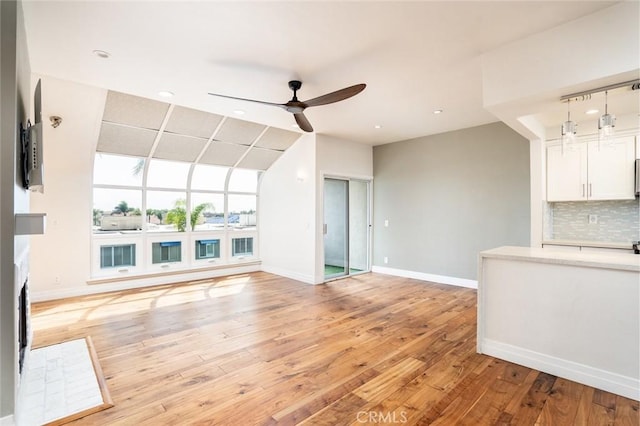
[
  {"left": 582, "top": 184, "right": 585, "bottom": 197},
  {"left": 589, "top": 183, "right": 592, "bottom": 197}
]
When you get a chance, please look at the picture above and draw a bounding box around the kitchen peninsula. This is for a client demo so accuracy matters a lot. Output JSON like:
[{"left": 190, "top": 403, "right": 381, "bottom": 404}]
[{"left": 477, "top": 246, "right": 640, "bottom": 401}]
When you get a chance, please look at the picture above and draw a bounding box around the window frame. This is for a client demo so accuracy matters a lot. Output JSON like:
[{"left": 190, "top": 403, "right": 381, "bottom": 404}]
[
  {"left": 100, "top": 243, "right": 136, "bottom": 269},
  {"left": 91, "top": 153, "right": 261, "bottom": 278}
]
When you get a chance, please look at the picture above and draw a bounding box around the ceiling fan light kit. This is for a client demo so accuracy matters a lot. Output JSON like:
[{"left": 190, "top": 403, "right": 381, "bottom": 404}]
[{"left": 209, "top": 80, "right": 366, "bottom": 133}]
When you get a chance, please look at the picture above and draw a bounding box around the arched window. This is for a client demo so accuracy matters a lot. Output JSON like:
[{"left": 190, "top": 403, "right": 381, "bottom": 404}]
[
  {"left": 90, "top": 90, "right": 300, "bottom": 278},
  {"left": 91, "top": 154, "right": 260, "bottom": 277}
]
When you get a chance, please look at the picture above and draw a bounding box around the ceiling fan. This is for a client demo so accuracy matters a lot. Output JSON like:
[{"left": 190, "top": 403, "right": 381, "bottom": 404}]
[{"left": 208, "top": 80, "right": 366, "bottom": 132}]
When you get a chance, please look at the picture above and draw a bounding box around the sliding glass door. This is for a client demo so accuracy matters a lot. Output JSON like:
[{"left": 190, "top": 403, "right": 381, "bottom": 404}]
[{"left": 323, "top": 178, "right": 370, "bottom": 280}]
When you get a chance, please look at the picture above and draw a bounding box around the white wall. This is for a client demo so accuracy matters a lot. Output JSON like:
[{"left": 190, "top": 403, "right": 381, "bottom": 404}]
[
  {"left": 482, "top": 2, "right": 639, "bottom": 109},
  {"left": 478, "top": 253, "right": 639, "bottom": 400},
  {"left": 316, "top": 134, "right": 373, "bottom": 179},
  {"left": 29, "top": 76, "right": 107, "bottom": 299},
  {"left": 1, "top": 0, "right": 31, "bottom": 421},
  {"left": 260, "top": 133, "right": 373, "bottom": 284},
  {"left": 259, "top": 133, "right": 317, "bottom": 283}
]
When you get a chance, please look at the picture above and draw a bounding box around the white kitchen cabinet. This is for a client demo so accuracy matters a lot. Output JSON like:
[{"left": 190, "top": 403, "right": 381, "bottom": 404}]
[
  {"left": 547, "top": 142, "right": 587, "bottom": 201},
  {"left": 547, "top": 136, "right": 636, "bottom": 201}
]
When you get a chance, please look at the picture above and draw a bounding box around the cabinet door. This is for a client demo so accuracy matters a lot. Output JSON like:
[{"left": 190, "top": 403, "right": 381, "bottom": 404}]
[
  {"left": 546, "top": 143, "right": 588, "bottom": 201},
  {"left": 587, "top": 136, "right": 636, "bottom": 200}
]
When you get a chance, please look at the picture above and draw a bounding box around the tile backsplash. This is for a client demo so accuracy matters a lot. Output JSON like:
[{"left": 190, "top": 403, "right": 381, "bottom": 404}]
[{"left": 549, "top": 199, "right": 640, "bottom": 242}]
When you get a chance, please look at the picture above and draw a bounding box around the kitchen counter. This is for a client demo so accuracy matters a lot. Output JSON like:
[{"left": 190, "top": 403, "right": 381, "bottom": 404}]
[
  {"left": 478, "top": 245, "right": 639, "bottom": 400},
  {"left": 542, "top": 239, "right": 634, "bottom": 250},
  {"left": 482, "top": 245, "right": 640, "bottom": 272}
]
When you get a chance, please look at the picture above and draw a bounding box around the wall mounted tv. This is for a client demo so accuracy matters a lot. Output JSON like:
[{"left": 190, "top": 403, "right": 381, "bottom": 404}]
[{"left": 20, "top": 79, "right": 44, "bottom": 193}]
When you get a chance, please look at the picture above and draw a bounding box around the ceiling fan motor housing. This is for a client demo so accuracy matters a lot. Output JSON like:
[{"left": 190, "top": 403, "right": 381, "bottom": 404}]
[{"left": 288, "top": 80, "right": 302, "bottom": 91}]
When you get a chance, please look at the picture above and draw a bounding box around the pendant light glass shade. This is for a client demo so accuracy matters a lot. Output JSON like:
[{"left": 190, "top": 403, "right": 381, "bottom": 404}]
[
  {"left": 560, "top": 99, "right": 576, "bottom": 155},
  {"left": 598, "top": 91, "right": 615, "bottom": 149}
]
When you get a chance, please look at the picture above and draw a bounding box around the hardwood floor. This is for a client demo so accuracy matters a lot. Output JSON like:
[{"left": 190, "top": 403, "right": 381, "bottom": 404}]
[{"left": 31, "top": 272, "right": 638, "bottom": 425}]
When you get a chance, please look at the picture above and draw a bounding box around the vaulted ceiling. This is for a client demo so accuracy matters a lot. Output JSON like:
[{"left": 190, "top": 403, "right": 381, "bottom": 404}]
[
  {"left": 21, "top": 1, "right": 632, "bottom": 145},
  {"left": 98, "top": 91, "right": 300, "bottom": 169}
]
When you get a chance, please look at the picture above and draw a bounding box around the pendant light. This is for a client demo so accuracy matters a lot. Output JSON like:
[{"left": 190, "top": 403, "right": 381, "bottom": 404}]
[
  {"left": 561, "top": 98, "right": 577, "bottom": 155},
  {"left": 598, "top": 90, "right": 615, "bottom": 149}
]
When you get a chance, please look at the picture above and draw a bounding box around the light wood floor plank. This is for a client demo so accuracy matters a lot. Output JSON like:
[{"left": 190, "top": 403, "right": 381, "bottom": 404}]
[{"left": 29, "top": 271, "right": 635, "bottom": 425}]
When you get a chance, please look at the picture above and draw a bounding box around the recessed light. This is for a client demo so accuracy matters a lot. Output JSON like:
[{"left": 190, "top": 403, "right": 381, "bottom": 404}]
[
  {"left": 157, "top": 91, "right": 174, "bottom": 98},
  {"left": 233, "top": 110, "right": 245, "bottom": 115},
  {"left": 92, "top": 50, "right": 110, "bottom": 59},
  {"left": 585, "top": 109, "right": 599, "bottom": 115},
  {"left": 433, "top": 109, "right": 443, "bottom": 114},
  {"left": 374, "top": 125, "right": 382, "bottom": 129}
]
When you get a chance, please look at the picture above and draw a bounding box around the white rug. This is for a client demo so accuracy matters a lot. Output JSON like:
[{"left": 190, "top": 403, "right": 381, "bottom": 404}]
[{"left": 18, "top": 337, "right": 113, "bottom": 425}]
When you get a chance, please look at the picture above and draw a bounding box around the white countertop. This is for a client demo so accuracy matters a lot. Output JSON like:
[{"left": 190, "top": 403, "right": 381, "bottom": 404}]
[
  {"left": 480, "top": 246, "right": 640, "bottom": 272},
  {"left": 542, "top": 239, "right": 633, "bottom": 250}
]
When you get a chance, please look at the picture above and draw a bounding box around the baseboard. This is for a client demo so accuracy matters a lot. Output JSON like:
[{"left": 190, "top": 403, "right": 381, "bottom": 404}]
[
  {"left": 479, "top": 338, "right": 640, "bottom": 401},
  {"left": 0, "top": 415, "right": 14, "bottom": 426},
  {"left": 371, "top": 266, "right": 477, "bottom": 289},
  {"left": 260, "top": 265, "right": 316, "bottom": 284},
  {"left": 31, "top": 264, "right": 261, "bottom": 302}
]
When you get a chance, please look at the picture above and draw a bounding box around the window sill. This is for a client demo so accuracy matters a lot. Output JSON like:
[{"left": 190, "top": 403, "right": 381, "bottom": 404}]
[{"left": 87, "top": 260, "right": 261, "bottom": 285}]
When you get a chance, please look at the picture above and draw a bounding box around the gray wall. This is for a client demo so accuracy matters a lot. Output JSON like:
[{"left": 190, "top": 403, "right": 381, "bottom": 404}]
[{"left": 373, "top": 122, "right": 530, "bottom": 280}]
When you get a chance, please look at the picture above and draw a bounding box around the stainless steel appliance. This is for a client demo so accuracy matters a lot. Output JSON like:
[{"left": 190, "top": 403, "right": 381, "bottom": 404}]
[{"left": 636, "top": 159, "right": 640, "bottom": 196}]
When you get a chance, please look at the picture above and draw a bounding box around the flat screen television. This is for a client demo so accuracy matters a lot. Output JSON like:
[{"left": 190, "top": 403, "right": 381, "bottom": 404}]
[{"left": 21, "top": 79, "right": 44, "bottom": 193}]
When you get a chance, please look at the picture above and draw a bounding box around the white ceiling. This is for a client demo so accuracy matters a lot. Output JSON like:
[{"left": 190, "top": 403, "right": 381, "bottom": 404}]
[{"left": 21, "top": 0, "right": 629, "bottom": 146}]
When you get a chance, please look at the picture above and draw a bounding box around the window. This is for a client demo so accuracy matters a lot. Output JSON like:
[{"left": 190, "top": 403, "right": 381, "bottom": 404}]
[
  {"left": 93, "top": 150, "right": 260, "bottom": 277},
  {"left": 146, "top": 159, "right": 190, "bottom": 189},
  {"left": 228, "top": 169, "right": 260, "bottom": 192},
  {"left": 100, "top": 244, "right": 136, "bottom": 268},
  {"left": 228, "top": 194, "right": 257, "bottom": 230},
  {"left": 191, "top": 164, "right": 229, "bottom": 191},
  {"left": 94, "top": 154, "right": 144, "bottom": 187},
  {"left": 93, "top": 188, "right": 143, "bottom": 234},
  {"left": 191, "top": 193, "right": 224, "bottom": 231},
  {"left": 146, "top": 190, "right": 187, "bottom": 232},
  {"left": 93, "top": 153, "right": 144, "bottom": 235},
  {"left": 232, "top": 237, "right": 253, "bottom": 257},
  {"left": 152, "top": 241, "right": 182, "bottom": 263},
  {"left": 195, "top": 239, "right": 220, "bottom": 260}
]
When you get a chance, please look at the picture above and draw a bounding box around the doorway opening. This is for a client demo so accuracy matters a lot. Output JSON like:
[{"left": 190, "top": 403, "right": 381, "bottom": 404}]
[{"left": 323, "top": 178, "right": 370, "bottom": 280}]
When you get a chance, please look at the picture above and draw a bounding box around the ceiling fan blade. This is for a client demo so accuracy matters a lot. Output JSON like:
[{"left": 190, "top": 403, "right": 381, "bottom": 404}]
[
  {"left": 294, "top": 112, "right": 313, "bottom": 132},
  {"left": 303, "top": 83, "right": 366, "bottom": 108},
  {"left": 208, "top": 92, "right": 285, "bottom": 109}
]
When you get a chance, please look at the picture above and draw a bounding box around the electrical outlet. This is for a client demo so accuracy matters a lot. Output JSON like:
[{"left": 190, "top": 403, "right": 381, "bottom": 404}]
[
  {"left": 384, "top": 219, "right": 389, "bottom": 227},
  {"left": 54, "top": 276, "right": 60, "bottom": 284},
  {"left": 384, "top": 256, "right": 388, "bottom": 264},
  {"left": 588, "top": 214, "right": 598, "bottom": 224}
]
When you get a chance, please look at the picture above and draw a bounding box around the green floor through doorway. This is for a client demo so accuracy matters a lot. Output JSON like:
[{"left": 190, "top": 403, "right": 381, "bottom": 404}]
[{"left": 324, "top": 265, "right": 363, "bottom": 276}]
